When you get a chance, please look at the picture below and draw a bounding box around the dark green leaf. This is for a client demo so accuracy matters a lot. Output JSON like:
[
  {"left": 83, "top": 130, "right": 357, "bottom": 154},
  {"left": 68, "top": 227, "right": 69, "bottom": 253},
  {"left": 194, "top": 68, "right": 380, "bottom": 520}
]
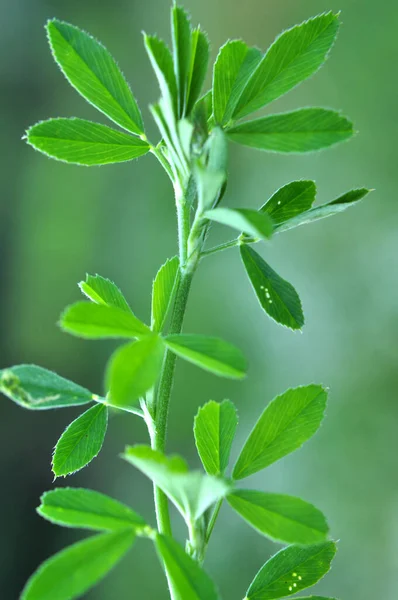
[
  {"left": 0, "top": 365, "right": 93, "bottom": 410},
  {"left": 60, "top": 302, "right": 150, "bottom": 339},
  {"left": 192, "top": 90, "right": 213, "bottom": 140},
  {"left": 275, "top": 188, "right": 371, "bottom": 233},
  {"left": 240, "top": 245, "right": 304, "bottom": 330},
  {"left": 212, "top": 40, "right": 262, "bottom": 126},
  {"left": 194, "top": 400, "right": 238, "bottom": 476},
  {"left": 26, "top": 118, "right": 150, "bottom": 166},
  {"left": 47, "top": 19, "right": 144, "bottom": 134},
  {"left": 205, "top": 208, "right": 273, "bottom": 240},
  {"left": 144, "top": 35, "right": 178, "bottom": 116},
  {"left": 234, "top": 13, "right": 340, "bottom": 120},
  {"left": 245, "top": 542, "right": 336, "bottom": 600},
  {"left": 171, "top": 5, "right": 192, "bottom": 116},
  {"left": 106, "top": 337, "right": 164, "bottom": 406},
  {"left": 186, "top": 28, "right": 210, "bottom": 115},
  {"left": 164, "top": 334, "right": 247, "bottom": 379},
  {"left": 155, "top": 534, "right": 220, "bottom": 600},
  {"left": 123, "top": 446, "right": 230, "bottom": 522},
  {"left": 233, "top": 384, "right": 327, "bottom": 480},
  {"left": 151, "top": 256, "right": 180, "bottom": 332},
  {"left": 227, "top": 108, "right": 353, "bottom": 153},
  {"left": 38, "top": 487, "right": 147, "bottom": 533},
  {"left": 228, "top": 489, "right": 329, "bottom": 544},
  {"left": 260, "top": 181, "right": 316, "bottom": 225},
  {"left": 21, "top": 530, "right": 135, "bottom": 600},
  {"left": 52, "top": 403, "right": 108, "bottom": 477},
  {"left": 79, "top": 274, "right": 131, "bottom": 312}
]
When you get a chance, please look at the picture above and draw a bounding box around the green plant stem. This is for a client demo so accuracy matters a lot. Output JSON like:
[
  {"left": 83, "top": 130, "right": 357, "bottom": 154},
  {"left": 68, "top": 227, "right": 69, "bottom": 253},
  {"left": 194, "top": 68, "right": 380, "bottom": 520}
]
[
  {"left": 205, "top": 499, "right": 223, "bottom": 543},
  {"left": 201, "top": 238, "right": 241, "bottom": 258},
  {"left": 152, "top": 269, "right": 193, "bottom": 536}
]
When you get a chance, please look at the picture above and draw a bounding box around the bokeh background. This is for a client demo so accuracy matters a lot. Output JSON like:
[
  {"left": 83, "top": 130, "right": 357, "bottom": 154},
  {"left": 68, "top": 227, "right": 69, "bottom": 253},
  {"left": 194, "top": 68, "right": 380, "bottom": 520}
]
[{"left": 0, "top": 0, "right": 396, "bottom": 598}]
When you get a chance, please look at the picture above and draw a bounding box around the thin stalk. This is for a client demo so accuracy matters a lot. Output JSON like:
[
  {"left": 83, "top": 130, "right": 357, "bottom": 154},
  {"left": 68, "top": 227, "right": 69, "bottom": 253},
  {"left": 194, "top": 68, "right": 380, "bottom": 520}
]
[
  {"left": 200, "top": 238, "right": 241, "bottom": 258},
  {"left": 205, "top": 498, "right": 223, "bottom": 544},
  {"left": 151, "top": 270, "right": 193, "bottom": 535}
]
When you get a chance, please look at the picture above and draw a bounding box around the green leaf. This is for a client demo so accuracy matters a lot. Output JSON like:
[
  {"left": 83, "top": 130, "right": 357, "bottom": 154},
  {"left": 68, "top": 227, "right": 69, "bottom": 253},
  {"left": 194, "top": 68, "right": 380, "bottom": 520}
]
[
  {"left": 186, "top": 28, "right": 210, "bottom": 115},
  {"left": 21, "top": 529, "right": 135, "bottom": 600},
  {"left": 234, "top": 13, "right": 340, "bottom": 120},
  {"left": 260, "top": 181, "right": 316, "bottom": 225},
  {"left": 227, "top": 490, "right": 329, "bottom": 544},
  {"left": 213, "top": 40, "right": 262, "bottom": 126},
  {"left": 227, "top": 108, "right": 353, "bottom": 153},
  {"left": 52, "top": 403, "right": 108, "bottom": 477},
  {"left": 0, "top": 365, "right": 93, "bottom": 410},
  {"left": 171, "top": 5, "right": 192, "bottom": 117},
  {"left": 60, "top": 302, "right": 150, "bottom": 339},
  {"left": 123, "top": 446, "right": 230, "bottom": 522},
  {"left": 144, "top": 35, "right": 178, "bottom": 117},
  {"left": 38, "top": 487, "right": 147, "bottom": 533},
  {"left": 164, "top": 334, "right": 247, "bottom": 380},
  {"left": 240, "top": 245, "right": 304, "bottom": 330},
  {"left": 245, "top": 541, "right": 336, "bottom": 600},
  {"left": 26, "top": 118, "right": 150, "bottom": 166},
  {"left": 151, "top": 256, "right": 180, "bottom": 332},
  {"left": 233, "top": 384, "right": 327, "bottom": 480},
  {"left": 194, "top": 162, "right": 226, "bottom": 212},
  {"left": 205, "top": 126, "right": 229, "bottom": 174},
  {"left": 194, "top": 400, "right": 238, "bottom": 476},
  {"left": 106, "top": 337, "right": 164, "bottom": 406},
  {"left": 275, "top": 188, "right": 371, "bottom": 233},
  {"left": 205, "top": 208, "right": 273, "bottom": 240},
  {"left": 47, "top": 19, "right": 144, "bottom": 135},
  {"left": 155, "top": 534, "right": 220, "bottom": 600},
  {"left": 79, "top": 274, "right": 131, "bottom": 312}
]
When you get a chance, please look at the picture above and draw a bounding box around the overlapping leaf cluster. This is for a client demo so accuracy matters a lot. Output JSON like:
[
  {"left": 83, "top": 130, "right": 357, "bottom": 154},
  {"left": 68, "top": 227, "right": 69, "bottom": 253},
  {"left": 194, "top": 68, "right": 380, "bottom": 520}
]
[{"left": 1, "top": 3, "right": 371, "bottom": 599}]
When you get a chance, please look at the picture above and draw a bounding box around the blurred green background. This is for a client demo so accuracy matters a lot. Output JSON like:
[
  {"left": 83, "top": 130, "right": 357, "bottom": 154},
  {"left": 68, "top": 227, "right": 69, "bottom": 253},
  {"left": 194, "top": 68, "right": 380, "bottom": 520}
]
[{"left": 0, "top": 0, "right": 396, "bottom": 598}]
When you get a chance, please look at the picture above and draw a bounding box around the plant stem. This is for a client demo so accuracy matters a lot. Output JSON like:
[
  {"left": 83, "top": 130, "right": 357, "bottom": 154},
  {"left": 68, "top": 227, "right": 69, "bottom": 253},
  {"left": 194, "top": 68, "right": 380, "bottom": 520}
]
[
  {"left": 205, "top": 499, "right": 223, "bottom": 544},
  {"left": 200, "top": 238, "right": 240, "bottom": 258},
  {"left": 151, "top": 195, "right": 196, "bottom": 537}
]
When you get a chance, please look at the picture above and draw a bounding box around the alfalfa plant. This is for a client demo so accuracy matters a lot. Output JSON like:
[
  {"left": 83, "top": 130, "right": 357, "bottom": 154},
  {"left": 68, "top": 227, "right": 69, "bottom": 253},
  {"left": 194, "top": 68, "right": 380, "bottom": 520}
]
[{"left": 2, "top": 3, "right": 370, "bottom": 599}]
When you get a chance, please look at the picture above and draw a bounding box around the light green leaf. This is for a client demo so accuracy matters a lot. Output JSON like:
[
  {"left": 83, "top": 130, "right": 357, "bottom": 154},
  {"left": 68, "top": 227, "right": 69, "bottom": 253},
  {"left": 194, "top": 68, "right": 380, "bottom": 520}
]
[
  {"left": 106, "top": 337, "right": 164, "bottom": 406},
  {"left": 47, "top": 19, "right": 144, "bottom": 135},
  {"left": 194, "top": 162, "right": 226, "bottom": 212},
  {"left": 205, "top": 208, "right": 273, "bottom": 240},
  {"left": 228, "top": 489, "right": 329, "bottom": 544},
  {"left": 0, "top": 365, "right": 93, "bottom": 410},
  {"left": 227, "top": 108, "right": 353, "bottom": 153},
  {"left": 151, "top": 256, "right": 180, "bottom": 332},
  {"left": 38, "top": 487, "right": 147, "bottom": 533},
  {"left": 194, "top": 400, "right": 238, "bottom": 476},
  {"left": 205, "top": 126, "right": 229, "bottom": 174},
  {"left": 186, "top": 28, "right": 210, "bottom": 115},
  {"left": 123, "top": 446, "right": 230, "bottom": 522},
  {"left": 21, "top": 529, "right": 135, "bottom": 600},
  {"left": 26, "top": 118, "right": 150, "bottom": 166},
  {"left": 155, "top": 534, "right": 220, "bottom": 600},
  {"left": 245, "top": 541, "right": 336, "bottom": 600},
  {"left": 213, "top": 40, "right": 262, "bottom": 125},
  {"left": 275, "top": 188, "right": 371, "bottom": 233},
  {"left": 260, "top": 181, "right": 316, "bottom": 225},
  {"left": 52, "top": 404, "right": 108, "bottom": 477},
  {"left": 60, "top": 302, "right": 150, "bottom": 339},
  {"left": 144, "top": 35, "right": 178, "bottom": 117},
  {"left": 171, "top": 5, "right": 192, "bottom": 117},
  {"left": 164, "top": 334, "right": 247, "bottom": 380},
  {"left": 240, "top": 245, "right": 304, "bottom": 330},
  {"left": 234, "top": 13, "right": 340, "bottom": 120},
  {"left": 233, "top": 384, "right": 327, "bottom": 480},
  {"left": 79, "top": 274, "right": 131, "bottom": 312}
]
